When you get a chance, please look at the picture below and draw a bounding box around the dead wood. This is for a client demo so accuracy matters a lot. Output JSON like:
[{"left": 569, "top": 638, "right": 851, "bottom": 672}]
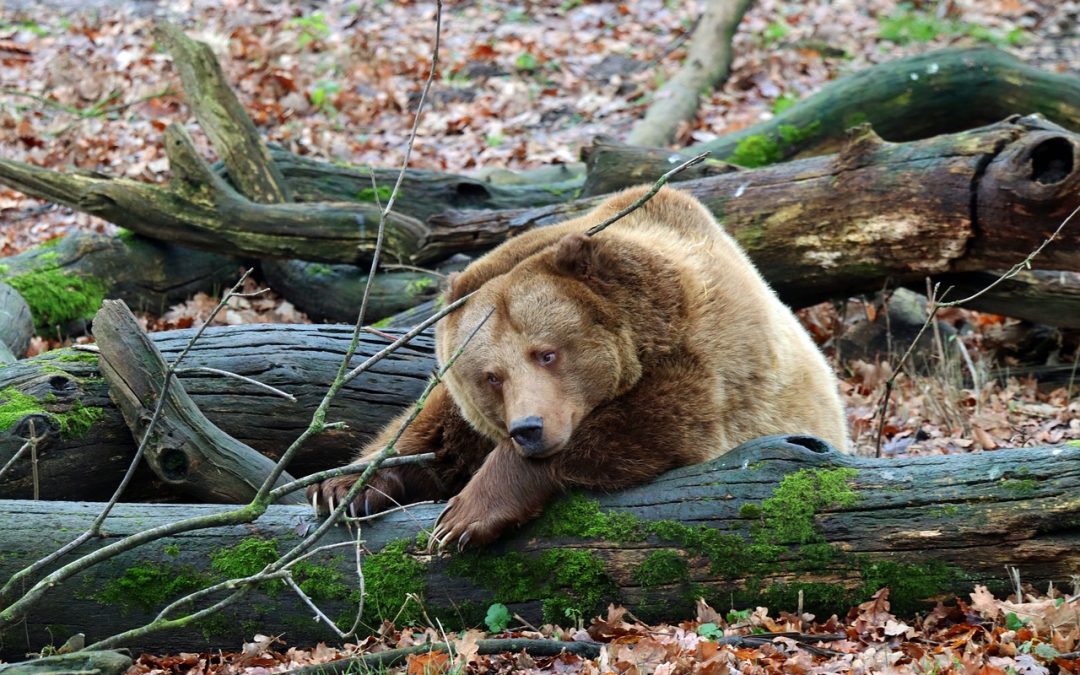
[
  {"left": 1, "top": 435, "right": 1075, "bottom": 657},
  {"left": 626, "top": 0, "right": 752, "bottom": 147},
  {"left": 423, "top": 116, "right": 1080, "bottom": 311},
  {"left": 0, "top": 325, "right": 435, "bottom": 501},
  {"left": 92, "top": 300, "right": 303, "bottom": 505}
]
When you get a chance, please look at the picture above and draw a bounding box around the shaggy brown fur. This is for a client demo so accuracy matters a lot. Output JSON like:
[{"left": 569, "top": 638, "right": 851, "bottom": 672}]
[{"left": 309, "top": 186, "right": 849, "bottom": 548}]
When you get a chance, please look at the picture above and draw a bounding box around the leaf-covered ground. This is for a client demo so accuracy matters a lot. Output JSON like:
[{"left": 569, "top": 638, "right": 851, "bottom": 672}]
[{"left": 3, "top": 0, "right": 1080, "bottom": 670}]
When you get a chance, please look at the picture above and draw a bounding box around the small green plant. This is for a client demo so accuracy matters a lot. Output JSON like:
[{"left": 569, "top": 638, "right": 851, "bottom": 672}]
[
  {"left": 772, "top": 92, "right": 798, "bottom": 115},
  {"left": 1005, "top": 612, "right": 1027, "bottom": 630},
  {"left": 485, "top": 133, "right": 504, "bottom": 148},
  {"left": 879, "top": 6, "right": 1024, "bottom": 47},
  {"left": 696, "top": 622, "right": 723, "bottom": 640},
  {"left": 505, "top": 6, "right": 531, "bottom": 23},
  {"left": 484, "top": 603, "right": 512, "bottom": 632},
  {"left": 289, "top": 13, "right": 331, "bottom": 48},
  {"left": 0, "top": 19, "right": 49, "bottom": 37},
  {"left": 726, "top": 608, "right": 752, "bottom": 624},
  {"left": 309, "top": 81, "right": 341, "bottom": 115},
  {"left": 515, "top": 52, "right": 539, "bottom": 72},
  {"left": 559, "top": 0, "right": 583, "bottom": 11},
  {"left": 763, "top": 21, "right": 789, "bottom": 44}
]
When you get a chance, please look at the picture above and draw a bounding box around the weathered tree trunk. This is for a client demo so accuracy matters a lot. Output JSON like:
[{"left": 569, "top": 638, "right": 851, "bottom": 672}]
[
  {"left": 260, "top": 260, "right": 454, "bottom": 324},
  {"left": 0, "top": 325, "right": 435, "bottom": 501},
  {"left": 1, "top": 435, "right": 1076, "bottom": 657},
  {"left": 689, "top": 47, "right": 1080, "bottom": 165},
  {"left": 0, "top": 232, "right": 239, "bottom": 338},
  {"left": 93, "top": 300, "right": 304, "bottom": 504},
  {"left": 580, "top": 136, "right": 740, "bottom": 197},
  {"left": 0, "top": 282, "right": 32, "bottom": 363},
  {"left": 423, "top": 116, "right": 1080, "bottom": 307},
  {"left": 626, "top": 0, "right": 752, "bottom": 147},
  {"left": 929, "top": 270, "right": 1080, "bottom": 329}
]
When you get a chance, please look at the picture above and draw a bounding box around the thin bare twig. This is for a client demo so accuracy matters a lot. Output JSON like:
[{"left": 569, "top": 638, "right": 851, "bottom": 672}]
[
  {"left": 873, "top": 203, "right": 1080, "bottom": 455},
  {"left": 174, "top": 366, "right": 297, "bottom": 402},
  {"left": 585, "top": 151, "right": 710, "bottom": 236},
  {"left": 269, "top": 452, "right": 436, "bottom": 501}
]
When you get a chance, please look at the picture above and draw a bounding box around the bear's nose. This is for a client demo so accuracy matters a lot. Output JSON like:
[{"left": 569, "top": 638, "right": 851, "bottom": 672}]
[{"left": 509, "top": 416, "right": 545, "bottom": 455}]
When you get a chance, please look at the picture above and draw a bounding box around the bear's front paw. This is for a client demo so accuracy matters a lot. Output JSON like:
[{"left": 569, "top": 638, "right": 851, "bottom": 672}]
[
  {"left": 306, "top": 468, "right": 407, "bottom": 518},
  {"left": 428, "top": 494, "right": 509, "bottom": 551}
]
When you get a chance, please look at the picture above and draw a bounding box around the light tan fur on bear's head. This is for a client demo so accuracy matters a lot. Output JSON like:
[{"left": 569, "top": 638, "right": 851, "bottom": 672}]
[{"left": 437, "top": 233, "right": 668, "bottom": 458}]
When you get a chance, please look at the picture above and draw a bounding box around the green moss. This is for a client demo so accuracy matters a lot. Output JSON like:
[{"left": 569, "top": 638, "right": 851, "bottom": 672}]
[
  {"left": 164, "top": 544, "right": 181, "bottom": 557},
  {"left": 357, "top": 185, "right": 393, "bottom": 203},
  {"left": 96, "top": 563, "right": 209, "bottom": 614},
  {"left": 0, "top": 388, "right": 44, "bottom": 433},
  {"left": 405, "top": 277, "right": 436, "bottom": 297},
  {"left": 633, "top": 550, "right": 689, "bottom": 588},
  {"left": 51, "top": 351, "right": 100, "bottom": 364},
  {"left": 531, "top": 492, "right": 640, "bottom": 541},
  {"left": 0, "top": 387, "right": 102, "bottom": 439},
  {"left": 293, "top": 560, "right": 351, "bottom": 602},
  {"left": 727, "top": 135, "right": 783, "bottom": 168},
  {"left": 4, "top": 267, "right": 108, "bottom": 334},
  {"left": 843, "top": 111, "right": 869, "bottom": 129},
  {"left": 211, "top": 537, "right": 279, "bottom": 578},
  {"left": 756, "top": 468, "right": 858, "bottom": 545},
  {"left": 777, "top": 121, "right": 820, "bottom": 147},
  {"left": 370, "top": 315, "right": 394, "bottom": 328},
  {"left": 306, "top": 263, "right": 334, "bottom": 278},
  {"left": 930, "top": 504, "right": 960, "bottom": 518},
  {"left": 39, "top": 237, "right": 62, "bottom": 249},
  {"left": 1001, "top": 478, "right": 1037, "bottom": 496},
  {"left": 362, "top": 539, "right": 427, "bottom": 624},
  {"left": 860, "top": 560, "right": 965, "bottom": 615},
  {"left": 739, "top": 504, "right": 762, "bottom": 519},
  {"left": 446, "top": 546, "right": 615, "bottom": 624},
  {"left": 115, "top": 227, "right": 137, "bottom": 243}
]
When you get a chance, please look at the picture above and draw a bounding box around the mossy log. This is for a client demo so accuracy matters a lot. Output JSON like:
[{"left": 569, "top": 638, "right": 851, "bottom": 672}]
[
  {"left": 0, "top": 282, "right": 32, "bottom": 364},
  {"left": 0, "top": 325, "right": 435, "bottom": 501},
  {"left": 423, "top": 116, "right": 1080, "bottom": 309},
  {"left": 1, "top": 435, "right": 1076, "bottom": 657},
  {"left": 0, "top": 232, "right": 239, "bottom": 338},
  {"left": 689, "top": 47, "right": 1080, "bottom": 165},
  {"left": 260, "top": 259, "right": 461, "bottom": 324},
  {"left": 580, "top": 136, "right": 740, "bottom": 198}
]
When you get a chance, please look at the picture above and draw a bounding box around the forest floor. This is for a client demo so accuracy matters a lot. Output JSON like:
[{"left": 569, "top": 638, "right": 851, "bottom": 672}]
[{"left": 2, "top": 0, "right": 1080, "bottom": 672}]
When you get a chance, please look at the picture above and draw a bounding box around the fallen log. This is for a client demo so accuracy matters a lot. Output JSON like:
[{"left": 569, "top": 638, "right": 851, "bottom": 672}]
[
  {"left": 626, "top": 0, "right": 752, "bottom": 147},
  {"left": 689, "top": 47, "right": 1080, "bottom": 164},
  {"left": 1, "top": 435, "right": 1075, "bottom": 657},
  {"left": 422, "top": 116, "right": 1080, "bottom": 308},
  {"left": 0, "top": 325, "right": 434, "bottom": 501},
  {"left": 0, "top": 282, "right": 32, "bottom": 363},
  {"left": 930, "top": 270, "right": 1080, "bottom": 329},
  {"left": 93, "top": 300, "right": 303, "bottom": 504},
  {"left": 0, "top": 232, "right": 239, "bottom": 338}
]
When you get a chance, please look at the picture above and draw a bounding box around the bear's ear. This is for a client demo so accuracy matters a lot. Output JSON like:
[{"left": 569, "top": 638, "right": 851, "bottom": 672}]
[{"left": 554, "top": 233, "right": 610, "bottom": 284}]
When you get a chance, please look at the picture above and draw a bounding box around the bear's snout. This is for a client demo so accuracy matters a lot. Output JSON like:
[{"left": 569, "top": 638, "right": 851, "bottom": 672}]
[{"left": 509, "top": 416, "right": 546, "bottom": 456}]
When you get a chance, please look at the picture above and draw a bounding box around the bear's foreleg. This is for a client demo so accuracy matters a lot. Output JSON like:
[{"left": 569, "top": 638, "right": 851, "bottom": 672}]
[
  {"left": 429, "top": 440, "right": 563, "bottom": 550},
  {"left": 307, "top": 383, "right": 492, "bottom": 517}
]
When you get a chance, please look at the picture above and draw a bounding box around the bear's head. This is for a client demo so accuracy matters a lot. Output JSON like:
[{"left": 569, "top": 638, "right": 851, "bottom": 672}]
[{"left": 436, "top": 232, "right": 681, "bottom": 459}]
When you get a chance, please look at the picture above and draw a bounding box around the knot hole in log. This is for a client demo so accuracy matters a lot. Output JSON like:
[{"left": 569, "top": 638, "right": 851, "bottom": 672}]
[
  {"left": 158, "top": 446, "right": 191, "bottom": 482},
  {"left": 452, "top": 182, "right": 493, "bottom": 207},
  {"left": 1030, "top": 137, "right": 1074, "bottom": 185}
]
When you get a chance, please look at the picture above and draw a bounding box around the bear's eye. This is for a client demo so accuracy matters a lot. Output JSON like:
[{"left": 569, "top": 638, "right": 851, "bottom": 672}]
[
  {"left": 486, "top": 372, "right": 502, "bottom": 387},
  {"left": 538, "top": 350, "right": 557, "bottom": 366}
]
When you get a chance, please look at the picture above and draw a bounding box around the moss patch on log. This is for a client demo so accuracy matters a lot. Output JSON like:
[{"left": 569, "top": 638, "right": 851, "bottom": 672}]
[
  {"left": 361, "top": 539, "right": 427, "bottom": 625},
  {"left": 95, "top": 563, "right": 210, "bottom": 615},
  {"left": 0, "top": 387, "right": 103, "bottom": 439},
  {"left": 3, "top": 264, "right": 107, "bottom": 334},
  {"left": 725, "top": 122, "right": 822, "bottom": 168}
]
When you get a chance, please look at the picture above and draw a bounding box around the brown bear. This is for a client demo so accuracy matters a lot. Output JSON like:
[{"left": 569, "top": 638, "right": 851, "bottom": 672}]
[{"left": 309, "top": 186, "right": 850, "bottom": 549}]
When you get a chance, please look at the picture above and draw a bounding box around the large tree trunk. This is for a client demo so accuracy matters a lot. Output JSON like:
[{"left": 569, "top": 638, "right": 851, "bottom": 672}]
[
  {"left": 1, "top": 435, "right": 1075, "bottom": 658},
  {"left": 0, "top": 325, "right": 435, "bottom": 501},
  {"left": 423, "top": 116, "right": 1080, "bottom": 307}
]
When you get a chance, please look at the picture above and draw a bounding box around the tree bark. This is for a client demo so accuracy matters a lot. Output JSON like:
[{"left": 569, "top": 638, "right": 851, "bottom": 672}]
[
  {"left": 0, "top": 325, "right": 435, "bottom": 501},
  {"left": 1, "top": 435, "right": 1076, "bottom": 657},
  {"left": 0, "top": 126, "right": 427, "bottom": 267},
  {"left": 0, "top": 232, "right": 239, "bottom": 338},
  {"left": 580, "top": 135, "right": 740, "bottom": 198},
  {"left": 929, "top": 270, "right": 1080, "bottom": 329},
  {"left": 626, "top": 0, "right": 752, "bottom": 148},
  {"left": 92, "top": 300, "right": 303, "bottom": 505},
  {"left": 423, "top": 116, "right": 1080, "bottom": 308},
  {"left": 689, "top": 47, "right": 1080, "bottom": 165},
  {"left": 260, "top": 259, "right": 457, "bottom": 324},
  {"left": 0, "top": 281, "right": 32, "bottom": 363}
]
